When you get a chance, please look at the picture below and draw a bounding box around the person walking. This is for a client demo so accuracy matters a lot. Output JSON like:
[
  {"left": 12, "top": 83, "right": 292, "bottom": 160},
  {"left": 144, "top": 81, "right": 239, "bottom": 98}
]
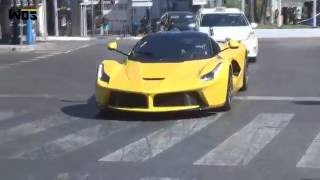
[{"left": 103, "top": 18, "right": 110, "bottom": 36}]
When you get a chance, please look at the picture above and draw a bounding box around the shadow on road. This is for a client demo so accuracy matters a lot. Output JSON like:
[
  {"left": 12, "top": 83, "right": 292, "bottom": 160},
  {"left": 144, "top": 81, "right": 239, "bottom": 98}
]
[
  {"left": 292, "top": 100, "right": 320, "bottom": 106},
  {"left": 61, "top": 96, "right": 217, "bottom": 121}
]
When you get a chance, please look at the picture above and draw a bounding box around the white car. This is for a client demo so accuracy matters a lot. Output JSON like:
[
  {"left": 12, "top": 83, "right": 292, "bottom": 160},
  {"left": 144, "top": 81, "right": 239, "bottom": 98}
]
[{"left": 196, "top": 7, "right": 258, "bottom": 62}]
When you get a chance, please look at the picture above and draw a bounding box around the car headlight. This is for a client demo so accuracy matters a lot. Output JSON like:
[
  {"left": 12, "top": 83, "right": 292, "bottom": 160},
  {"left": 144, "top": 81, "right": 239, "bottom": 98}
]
[
  {"left": 188, "top": 23, "right": 196, "bottom": 28},
  {"left": 246, "top": 31, "right": 256, "bottom": 40},
  {"left": 97, "top": 64, "right": 110, "bottom": 82},
  {"left": 201, "top": 63, "right": 222, "bottom": 81}
]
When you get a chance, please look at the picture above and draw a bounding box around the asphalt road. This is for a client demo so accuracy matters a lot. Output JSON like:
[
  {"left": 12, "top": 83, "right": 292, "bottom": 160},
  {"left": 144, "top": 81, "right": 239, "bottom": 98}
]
[{"left": 0, "top": 38, "right": 320, "bottom": 180}]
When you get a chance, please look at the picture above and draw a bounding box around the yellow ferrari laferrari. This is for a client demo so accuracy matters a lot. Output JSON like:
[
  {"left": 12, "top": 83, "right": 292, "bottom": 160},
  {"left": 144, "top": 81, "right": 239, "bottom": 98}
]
[{"left": 96, "top": 32, "right": 248, "bottom": 112}]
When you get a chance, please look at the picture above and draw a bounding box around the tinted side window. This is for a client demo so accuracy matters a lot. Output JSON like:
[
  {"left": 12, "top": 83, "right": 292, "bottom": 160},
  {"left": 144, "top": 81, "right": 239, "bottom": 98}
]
[{"left": 210, "top": 38, "right": 221, "bottom": 56}]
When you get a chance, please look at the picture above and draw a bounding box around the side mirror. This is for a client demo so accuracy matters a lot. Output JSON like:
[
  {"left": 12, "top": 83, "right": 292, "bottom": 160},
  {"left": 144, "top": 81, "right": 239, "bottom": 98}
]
[
  {"left": 107, "top": 41, "right": 118, "bottom": 51},
  {"left": 251, "top": 22, "right": 258, "bottom": 28},
  {"left": 106, "top": 41, "right": 129, "bottom": 57},
  {"left": 229, "top": 40, "right": 240, "bottom": 49}
]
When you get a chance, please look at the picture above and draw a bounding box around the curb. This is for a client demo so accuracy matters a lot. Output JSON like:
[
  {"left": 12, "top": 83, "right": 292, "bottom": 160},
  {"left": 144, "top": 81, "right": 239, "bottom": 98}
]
[
  {"left": 36, "top": 36, "right": 97, "bottom": 41},
  {"left": 255, "top": 29, "right": 320, "bottom": 39},
  {"left": 0, "top": 45, "right": 35, "bottom": 52},
  {"left": 116, "top": 29, "right": 320, "bottom": 40}
]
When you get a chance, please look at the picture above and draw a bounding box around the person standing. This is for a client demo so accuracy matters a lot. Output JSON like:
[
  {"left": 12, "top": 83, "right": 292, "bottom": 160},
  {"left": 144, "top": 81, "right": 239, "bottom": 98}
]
[{"left": 140, "top": 16, "right": 148, "bottom": 34}]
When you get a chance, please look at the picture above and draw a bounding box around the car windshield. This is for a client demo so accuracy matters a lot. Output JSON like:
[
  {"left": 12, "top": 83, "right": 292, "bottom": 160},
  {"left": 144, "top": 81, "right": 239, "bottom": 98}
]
[
  {"left": 201, "top": 13, "right": 248, "bottom": 27},
  {"left": 169, "top": 13, "right": 195, "bottom": 24},
  {"left": 129, "top": 33, "right": 216, "bottom": 62}
]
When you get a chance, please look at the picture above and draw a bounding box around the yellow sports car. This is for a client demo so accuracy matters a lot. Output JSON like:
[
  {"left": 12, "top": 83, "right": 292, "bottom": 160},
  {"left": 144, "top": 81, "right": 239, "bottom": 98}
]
[{"left": 96, "top": 32, "right": 248, "bottom": 112}]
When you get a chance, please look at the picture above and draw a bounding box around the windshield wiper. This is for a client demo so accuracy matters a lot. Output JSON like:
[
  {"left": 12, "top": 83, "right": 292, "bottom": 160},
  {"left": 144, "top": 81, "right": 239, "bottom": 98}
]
[{"left": 135, "top": 51, "right": 159, "bottom": 58}]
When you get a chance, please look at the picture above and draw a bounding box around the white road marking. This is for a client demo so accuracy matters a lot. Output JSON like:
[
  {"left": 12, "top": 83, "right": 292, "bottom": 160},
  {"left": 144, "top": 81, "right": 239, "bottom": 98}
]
[
  {"left": 63, "top": 44, "right": 92, "bottom": 54},
  {"left": 140, "top": 178, "right": 184, "bottom": 180},
  {"left": 12, "top": 125, "right": 102, "bottom": 160},
  {"left": 297, "top": 131, "right": 320, "bottom": 168},
  {"left": 0, "top": 94, "right": 54, "bottom": 98},
  {"left": 20, "top": 60, "right": 34, "bottom": 63},
  {"left": 63, "top": 50, "right": 73, "bottom": 54},
  {"left": 0, "top": 44, "right": 94, "bottom": 71},
  {"left": 0, "top": 115, "right": 70, "bottom": 145},
  {"left": 0, "top": 111, "right": 16, "bottom": 121},
  {"left": 194, "top": 113, "right": 294, "bottom": 166},
  {"left": 54, "top": 172, "right": 89, "bottom": 180},
  {"left": 33, "top": 55, "right": 53, "bottom": 59},
  {"left": 11, "top": 122, "right": 139, "bottom": 160},
  {"left": 99, "top": 113, "right": 224, "bottom": 162},
  {"left": 234, "top": 96, "right": 320, "bottom": 102}
]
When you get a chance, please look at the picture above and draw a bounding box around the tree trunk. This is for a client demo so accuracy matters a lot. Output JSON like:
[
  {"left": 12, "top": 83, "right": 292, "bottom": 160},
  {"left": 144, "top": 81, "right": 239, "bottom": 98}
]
[
  {"left": 248, "top": 0, "right": 255, "bottom": 22},
  {"left": 260, "top": 0, "right": 268, "bottom": 24},
  {"left": 254, "top": 0, "right": 259, "bottom": 22}
]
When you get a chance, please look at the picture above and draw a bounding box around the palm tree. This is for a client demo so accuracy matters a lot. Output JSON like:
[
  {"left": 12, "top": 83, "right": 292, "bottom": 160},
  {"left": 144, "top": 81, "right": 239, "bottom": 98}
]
[
  {"left": 259, "top": 0, "right": 269, "bottom": 24},
  {"left": 248, "top": 0, "right": 255, "bottom": 22}
]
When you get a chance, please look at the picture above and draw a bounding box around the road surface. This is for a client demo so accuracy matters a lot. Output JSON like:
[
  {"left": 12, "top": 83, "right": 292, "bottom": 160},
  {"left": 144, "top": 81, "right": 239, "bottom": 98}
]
[{"left": 0, "top": 38, "right": 320, "bottom": 180}]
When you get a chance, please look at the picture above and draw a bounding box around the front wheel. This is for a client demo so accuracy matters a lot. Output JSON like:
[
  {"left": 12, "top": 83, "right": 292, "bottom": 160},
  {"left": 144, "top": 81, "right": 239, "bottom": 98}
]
[
  {"left": 221, "top": 69, "right": 233, "bottom": 111},
  {"left": 240, "top": 58, "right": 248, "bottom": 91},
  {"left": 248, "top": 57, "right": 256, "bottom": 63}
]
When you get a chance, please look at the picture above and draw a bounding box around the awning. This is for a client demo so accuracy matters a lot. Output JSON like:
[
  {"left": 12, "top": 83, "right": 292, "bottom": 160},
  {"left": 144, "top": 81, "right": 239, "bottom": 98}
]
[{"left": 282, "top": 0, "right": 311, "bottom": 7}]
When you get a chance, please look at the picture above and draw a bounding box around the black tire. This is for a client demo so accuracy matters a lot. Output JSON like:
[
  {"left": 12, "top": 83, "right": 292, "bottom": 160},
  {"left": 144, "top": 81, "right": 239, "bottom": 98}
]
[
  {"left": 248, "top": 57, "right": 256, "bottom": 63},
  {"left": 240, "top": 58, "right": 248, "bottom": 91},
  {"left": 221, "top": 68, "right": 233, "bottom": 111}
]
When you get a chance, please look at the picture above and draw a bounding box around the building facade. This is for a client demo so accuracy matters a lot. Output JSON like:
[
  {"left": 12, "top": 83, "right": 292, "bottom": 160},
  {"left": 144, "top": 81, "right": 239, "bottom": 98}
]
[{"left": 1, "top": 0, "right": 243, "bottom": 41}]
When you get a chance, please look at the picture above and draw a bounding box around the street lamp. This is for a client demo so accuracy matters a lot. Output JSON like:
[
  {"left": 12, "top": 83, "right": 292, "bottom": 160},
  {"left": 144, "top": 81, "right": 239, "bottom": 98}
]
[{"left": 313, "top": 0, "right": 317, "bottom": 27}]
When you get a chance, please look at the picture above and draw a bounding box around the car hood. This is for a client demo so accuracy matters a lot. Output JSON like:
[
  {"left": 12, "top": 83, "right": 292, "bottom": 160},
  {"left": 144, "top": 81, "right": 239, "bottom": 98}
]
[
  {"left": 199, "top": 26, "right": 252, "bottom": 41},
  {"left": 106, "top": 58, "right": 221, "bottom": 94}
]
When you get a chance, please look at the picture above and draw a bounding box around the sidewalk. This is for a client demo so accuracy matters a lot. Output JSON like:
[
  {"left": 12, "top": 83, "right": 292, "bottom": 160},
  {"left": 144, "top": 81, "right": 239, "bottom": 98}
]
[
  {"left": 255, "top": 28, "right": 320, "bottom": 38},
  {"left": 1, "top": 29, "right": 320, "bottom": 53},
  {"left": 0, "top": 44, "right": 35, "bottom": 53},
  {"left": 0, "top": 35, "right": 117, "bottom": 53},
  {"left": 120, "top": 28, "right": 320, "bottom": 40}
]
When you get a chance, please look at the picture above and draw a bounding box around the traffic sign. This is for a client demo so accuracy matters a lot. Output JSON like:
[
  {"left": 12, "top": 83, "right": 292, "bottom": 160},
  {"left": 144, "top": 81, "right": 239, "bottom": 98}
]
[
  {"left": 132, "top": 0, "right": 153, "bottom": 7},
  {"left": 193, "top": 0, "right": 208, "bottom": 5}
]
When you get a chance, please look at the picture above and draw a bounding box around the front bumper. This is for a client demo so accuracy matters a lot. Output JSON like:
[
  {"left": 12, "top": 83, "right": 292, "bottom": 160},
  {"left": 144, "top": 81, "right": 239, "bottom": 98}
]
[
  {"left": 108, "top": 105, "right": 200, "bottom": 112},
  {"left": 96, "top": 79, "right": 229, "bottom": 113},
  {"left": 243, "top": 38, "right": 258, "bottom": 58},
  {"left": 96, "top": 89, "right": 207, "bottom": 112}
]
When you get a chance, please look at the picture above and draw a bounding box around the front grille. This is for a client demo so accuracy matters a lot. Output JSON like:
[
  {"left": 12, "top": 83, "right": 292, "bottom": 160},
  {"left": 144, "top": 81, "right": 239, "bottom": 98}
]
[
  {"left": 154, "top": 92, "right": 204, "bottom": 107},
  {"left": 109, "top": 91, "right": 148, "bottom": 108}
]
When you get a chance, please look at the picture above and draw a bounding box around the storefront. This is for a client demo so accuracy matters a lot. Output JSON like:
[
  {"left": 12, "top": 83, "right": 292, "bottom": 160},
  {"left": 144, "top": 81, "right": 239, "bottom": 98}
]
[
  {"left": 271, "top": 0, "right": 319, "bottom": 25},
  {"left": 0, "top": 0, "right": 46, "bottom": 43},
  {"left": 46, "top": 0, "right": 103, "bottom": 36}
]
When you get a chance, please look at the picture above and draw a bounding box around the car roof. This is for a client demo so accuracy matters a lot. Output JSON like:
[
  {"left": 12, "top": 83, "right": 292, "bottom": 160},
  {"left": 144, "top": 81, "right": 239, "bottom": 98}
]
[
  {"left": 199, "top": 7, "right": 242, "bottom": 14},
  {"left": 166, "top": 11, "right": 194, "bottom": 15},
  {"left": 145, "top": 31, "right": 209, "bottom": 39}
]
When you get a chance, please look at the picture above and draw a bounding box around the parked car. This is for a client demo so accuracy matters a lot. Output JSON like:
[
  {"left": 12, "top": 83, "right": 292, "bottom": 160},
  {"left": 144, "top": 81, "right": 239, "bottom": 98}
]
[
  {"left": 157, "top": 11, "right": 196, "bottom": 32},
  {"left": 196, "top": 7, "right": 258, "bottom": 62}
]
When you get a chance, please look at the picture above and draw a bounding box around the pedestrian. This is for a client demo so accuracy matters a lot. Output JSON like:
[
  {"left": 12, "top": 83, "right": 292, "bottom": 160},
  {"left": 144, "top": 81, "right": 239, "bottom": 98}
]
[
  {"left": 296, "top": 7, "right": 302, "bottom": 22},
  {"left": 275, "top": 9, "right": 279, "bottom": 23},
  {"left": 302, "top": 3, "right": 308, "bottom": 19},
  {"left": 103, "top": 18, "right": 110, "bottom": 36},
  {"left": 140, "top": 16, "right": 148, "bottom": 34},
  {"left": 132, "top": 20, "right": 139, "bottom": 36}
]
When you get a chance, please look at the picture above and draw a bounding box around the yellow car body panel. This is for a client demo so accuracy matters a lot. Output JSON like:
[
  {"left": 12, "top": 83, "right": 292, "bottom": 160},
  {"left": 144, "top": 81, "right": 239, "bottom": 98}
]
[{"left": 96, "top": 40, "right": 247, "bottom": 112}]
